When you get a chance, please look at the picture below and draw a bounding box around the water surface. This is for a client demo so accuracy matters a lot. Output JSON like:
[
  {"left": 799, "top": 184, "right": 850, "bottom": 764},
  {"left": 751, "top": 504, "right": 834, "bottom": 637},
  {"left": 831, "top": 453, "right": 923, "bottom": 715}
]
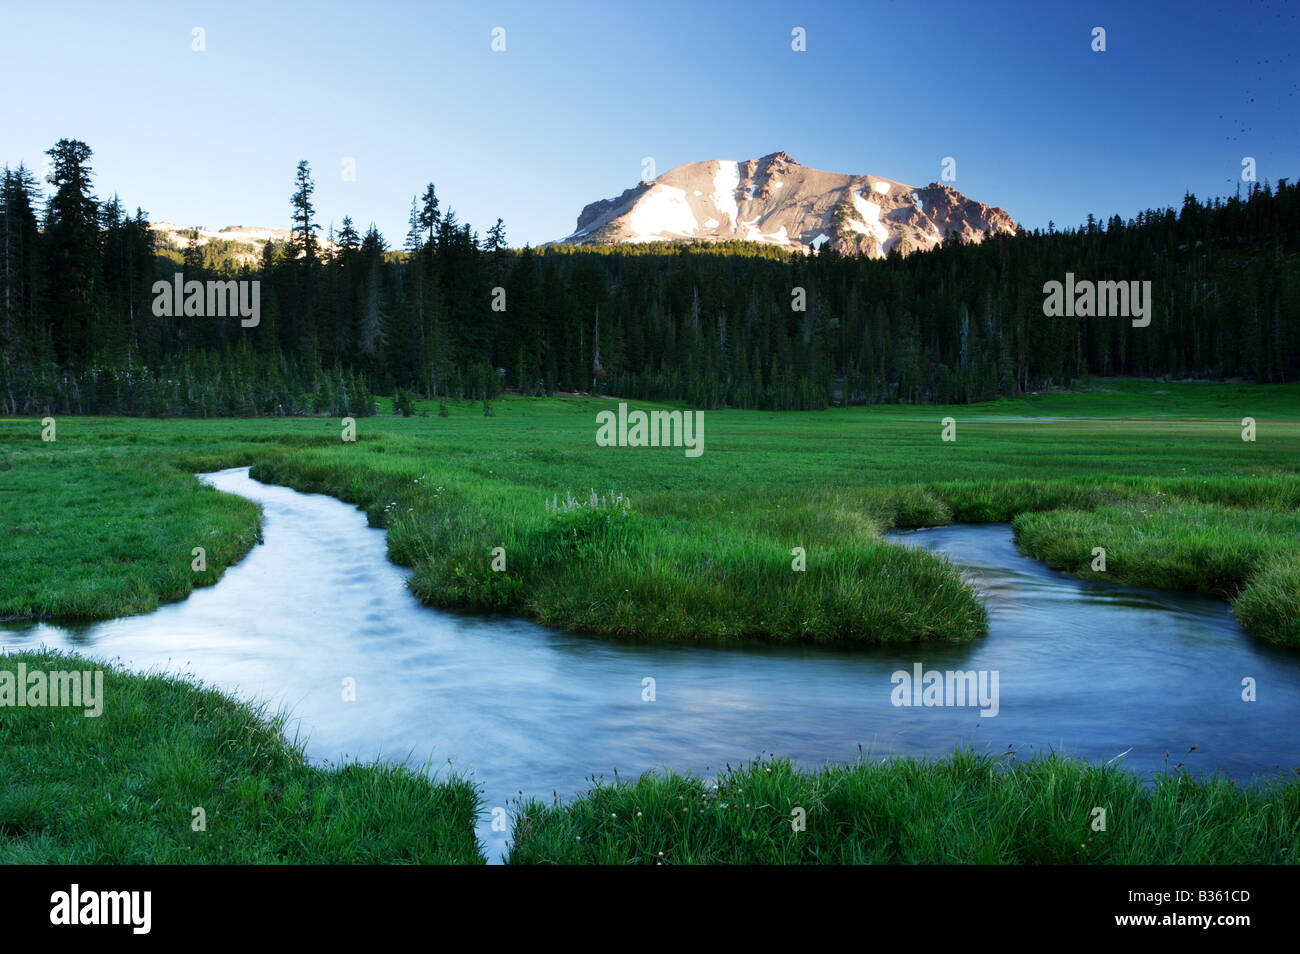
[{"left": 5, "top": 467, "right": 1298, "bottom": 859}]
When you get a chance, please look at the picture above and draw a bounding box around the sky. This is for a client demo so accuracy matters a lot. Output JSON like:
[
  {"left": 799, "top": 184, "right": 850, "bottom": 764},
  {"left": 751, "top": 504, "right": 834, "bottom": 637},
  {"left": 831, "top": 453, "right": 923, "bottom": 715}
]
[{"left": 2, "top": 0, "right": 1297, "bottom": 247}]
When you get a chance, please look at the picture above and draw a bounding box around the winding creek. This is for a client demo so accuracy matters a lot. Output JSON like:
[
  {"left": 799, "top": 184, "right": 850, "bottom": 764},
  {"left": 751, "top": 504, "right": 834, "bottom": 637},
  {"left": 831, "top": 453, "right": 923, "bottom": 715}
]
[{"left": 5, "top": 466, "right": 1299, "bottom": 859}]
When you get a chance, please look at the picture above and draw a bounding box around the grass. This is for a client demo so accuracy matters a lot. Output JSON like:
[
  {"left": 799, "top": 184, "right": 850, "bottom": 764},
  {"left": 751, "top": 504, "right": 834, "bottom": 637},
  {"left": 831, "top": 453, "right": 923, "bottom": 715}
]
[
  {"left": 0, "top": 649, "right": 483, "bottom": 863},
  {"left": 1234, "top": 552, "right": 1300, "bottom": 646},
  {"left": 2, "top": 379, "right": 1299, "bottom": 644},
  {"left": 0, "top": 451, "right": 261, "bottom": 620},
  {"left": 3, "top": 381, "right": 1299, "bottom": 866},
  {"left": 2, "top": 650, "right": 1293, "bottom": 865},
  {"left": 507, "top": 752, "right": 1300, "bottom": 864},
  {"left": 1014, "top": 499, "right": 1300, "bottom": 644}
]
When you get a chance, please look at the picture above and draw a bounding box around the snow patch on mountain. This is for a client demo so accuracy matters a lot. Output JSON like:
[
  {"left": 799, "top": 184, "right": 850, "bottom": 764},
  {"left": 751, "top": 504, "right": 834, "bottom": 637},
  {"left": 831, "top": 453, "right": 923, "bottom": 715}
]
[
  {"left": 710, "top": 161, "right": 741, "bottom": 233},
  {"left": 624, "top": 184, "right": 697, "bottom": 241},
  {"left": 850, "top": 192, "right": 890, "bottom": 250}
]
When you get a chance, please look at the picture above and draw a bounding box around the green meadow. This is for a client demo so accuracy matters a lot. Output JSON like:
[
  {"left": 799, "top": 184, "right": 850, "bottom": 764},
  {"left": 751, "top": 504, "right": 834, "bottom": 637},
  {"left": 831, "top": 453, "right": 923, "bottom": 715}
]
[
  {"left": 3, "top": 379, "right": 1300, "bottom": 864},
  {"left": 3, "top": 379, "right": 1298, "bottom": 645}
]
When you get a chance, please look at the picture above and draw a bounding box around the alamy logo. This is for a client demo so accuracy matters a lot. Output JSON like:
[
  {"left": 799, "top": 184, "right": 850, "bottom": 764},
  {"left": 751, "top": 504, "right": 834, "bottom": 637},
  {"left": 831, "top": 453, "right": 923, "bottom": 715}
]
[
  {"left": 891, "top": 663, "right": 999, "bottom": 717},
  {"left": 151, "top": 271, "right": 260, "bottom": 327},
  {"left": 596, "top": 402, "right": 704, "bottom": 458},
  {"left": 1042, "top": 272, "right": 1152, "bottom": 327},
  {"left": 0, "top": 663, "right": 105, "bottom": 717},
  {"left": 50, "top": 884, "right": 151, "bottom": 934}
]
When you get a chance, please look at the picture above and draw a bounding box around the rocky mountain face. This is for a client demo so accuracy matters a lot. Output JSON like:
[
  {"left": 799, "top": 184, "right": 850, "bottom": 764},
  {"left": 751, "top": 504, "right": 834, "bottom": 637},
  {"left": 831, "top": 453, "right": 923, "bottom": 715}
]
[{"left": 559, "top": 151, "right": 1017, "bottom": 256}]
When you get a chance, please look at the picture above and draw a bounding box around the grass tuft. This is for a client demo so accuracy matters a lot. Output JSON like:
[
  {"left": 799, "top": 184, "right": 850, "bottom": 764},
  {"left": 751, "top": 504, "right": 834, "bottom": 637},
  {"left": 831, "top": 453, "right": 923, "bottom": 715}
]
[{"left": 507, "top": 751, "right": 1300, "bottom": 864}]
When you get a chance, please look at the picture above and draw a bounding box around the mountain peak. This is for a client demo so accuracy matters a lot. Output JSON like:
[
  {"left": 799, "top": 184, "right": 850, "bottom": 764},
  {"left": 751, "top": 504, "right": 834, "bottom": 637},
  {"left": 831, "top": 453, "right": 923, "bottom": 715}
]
[{"left": 559, "top": 154, "right": 1015, "bottom": 256}]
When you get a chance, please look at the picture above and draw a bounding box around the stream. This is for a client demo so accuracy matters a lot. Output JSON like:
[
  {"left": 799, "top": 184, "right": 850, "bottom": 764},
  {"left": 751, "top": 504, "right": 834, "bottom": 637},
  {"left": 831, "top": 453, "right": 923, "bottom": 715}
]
[{"left": 4, "top": 466, "right": 1298, "bottom": 860}]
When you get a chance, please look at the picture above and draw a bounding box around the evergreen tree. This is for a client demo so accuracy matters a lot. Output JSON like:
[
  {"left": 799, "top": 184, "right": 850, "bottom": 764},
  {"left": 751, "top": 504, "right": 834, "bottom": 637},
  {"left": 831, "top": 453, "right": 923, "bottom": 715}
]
[
  {"left": 4, "top": 140, "right": 1298, "bottom": 417},
  {"left": 289, "top": 160, "right": 320, "bottom": 263},
  {"left": 42, "top": 139, "right": 101, "bottom": 368}
]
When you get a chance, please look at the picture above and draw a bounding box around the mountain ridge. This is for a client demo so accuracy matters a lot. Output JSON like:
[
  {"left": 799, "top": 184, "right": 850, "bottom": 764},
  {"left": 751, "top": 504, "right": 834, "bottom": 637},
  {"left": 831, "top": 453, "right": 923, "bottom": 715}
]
[
  {"left": 151, "top": 222, "right": 338, "bottom": 266},
  {"left": 558, "top": 151, "right": 1017, "bottom": 256}
]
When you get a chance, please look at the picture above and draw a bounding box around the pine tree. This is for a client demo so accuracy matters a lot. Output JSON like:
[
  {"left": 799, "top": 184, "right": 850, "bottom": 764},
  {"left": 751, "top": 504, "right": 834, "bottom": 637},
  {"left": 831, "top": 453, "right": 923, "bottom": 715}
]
[
  {"left": 0, "top": 165, "right": 43, "bottom": 365},
  {"left": 289, "top": 160, "right": 320, "bottom": 263},
  {"left": 43, "top": 139, "right": 101, "bottom": 368},
  {"left": 418, "top": 184, "right": 440, "bottom": 247},
  {"left": 358, "top": 225, "right": 388, "bottom": 361},
  {"left": 337, "top": 216, "right": 360, "bottom": 252},
  {"left": 403, "top": 196, "right": 423, "bottom": 254}
]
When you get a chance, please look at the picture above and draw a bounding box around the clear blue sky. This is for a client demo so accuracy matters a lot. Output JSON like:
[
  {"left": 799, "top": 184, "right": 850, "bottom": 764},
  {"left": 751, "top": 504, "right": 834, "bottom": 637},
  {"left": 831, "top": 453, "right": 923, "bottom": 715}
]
[{"left": 2, "top": 0, "right": 1296, "bottom": 246}]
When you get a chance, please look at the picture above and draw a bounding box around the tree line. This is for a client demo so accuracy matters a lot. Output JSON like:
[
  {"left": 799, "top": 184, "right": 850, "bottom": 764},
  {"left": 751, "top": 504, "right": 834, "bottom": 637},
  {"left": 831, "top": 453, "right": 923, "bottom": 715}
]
[{"left": 2, "top": 138, "right": 1296, "bottom": 416}]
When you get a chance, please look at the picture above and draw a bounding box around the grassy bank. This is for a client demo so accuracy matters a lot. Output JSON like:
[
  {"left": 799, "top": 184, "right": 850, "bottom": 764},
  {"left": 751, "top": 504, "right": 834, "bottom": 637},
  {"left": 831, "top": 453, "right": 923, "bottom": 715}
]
[
  {"left": 507, "top": 752, "right": 1300, "bottom": 864},
  {"left": 0, "top": 450, "right": 262, "bottom": 620},
  {"left": 2, "top": 379, "right": 1299, "bottom": 644},
  {"left": 3, "top": 648, "right": 1295, "bottom": 864},
  {"left": 0, "top": 649, "right": 483, "bottom": 863},
  {"left": 1014, "top": 499, "right": 1300, "bottom": 645}
]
